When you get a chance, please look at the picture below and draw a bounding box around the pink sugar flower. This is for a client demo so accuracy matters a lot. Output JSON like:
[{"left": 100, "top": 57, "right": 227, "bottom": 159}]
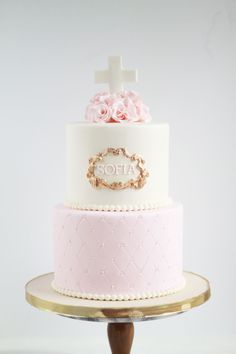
[
  {"left": 111, "top": 102, "right": 129, "bottom": 122},
  {"left": 85, "top": 103, "right": 110, "bottom": 123},
  {"left": 85, "top": 90, "right": 151, "bottom": 123}
]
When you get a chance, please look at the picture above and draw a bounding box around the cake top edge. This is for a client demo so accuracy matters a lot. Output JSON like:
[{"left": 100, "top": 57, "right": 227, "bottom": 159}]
[
  {"left": 84, "top": 57, "right": 152, "bottom": 124},
  {"left": 66, "top": 122, "right": 169, "bottom": 128}
]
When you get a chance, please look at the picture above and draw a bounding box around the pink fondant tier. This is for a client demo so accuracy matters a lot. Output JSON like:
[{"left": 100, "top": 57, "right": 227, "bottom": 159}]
[{"left": 52, "top": 204, "right": 185, "bottom": 300}]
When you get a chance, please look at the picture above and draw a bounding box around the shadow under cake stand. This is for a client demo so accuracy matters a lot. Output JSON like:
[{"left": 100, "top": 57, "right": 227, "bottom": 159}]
[{"left": 25, "top": 271, "right": 210, "bottom": 354}]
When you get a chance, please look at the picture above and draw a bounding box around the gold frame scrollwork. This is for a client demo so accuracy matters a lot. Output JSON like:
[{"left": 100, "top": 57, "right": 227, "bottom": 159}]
[{"left": 86, "top": 147, "right": 149, "bottom": 190}]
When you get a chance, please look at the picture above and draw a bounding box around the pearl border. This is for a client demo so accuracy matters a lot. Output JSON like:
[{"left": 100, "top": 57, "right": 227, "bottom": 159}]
[
  {"left": 51, "top": 278, "right": 186, "bottom": 301},
  {"left": 65, "top": 199, "right": 172, "bottom": 212}
]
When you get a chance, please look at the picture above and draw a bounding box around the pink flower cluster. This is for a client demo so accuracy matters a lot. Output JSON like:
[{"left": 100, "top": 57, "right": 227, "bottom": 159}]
[{"left": 85, "top": 90, "right": 151, "bottom": 123}]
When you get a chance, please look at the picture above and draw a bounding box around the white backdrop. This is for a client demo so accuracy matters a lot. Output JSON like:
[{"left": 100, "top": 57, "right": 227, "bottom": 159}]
[{"left": 0, "top": 0, "right": 235, "bottom": 353}]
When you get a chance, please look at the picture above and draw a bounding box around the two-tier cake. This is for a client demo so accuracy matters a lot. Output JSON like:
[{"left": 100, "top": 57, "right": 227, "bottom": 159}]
[{"left": 52, "top": 57, "right": 185, "bottom": 300}]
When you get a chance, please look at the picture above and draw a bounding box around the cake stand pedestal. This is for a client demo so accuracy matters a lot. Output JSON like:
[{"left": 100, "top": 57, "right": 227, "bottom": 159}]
[{"left": 25, "top": 271, "right": 210, "bottom": 354}]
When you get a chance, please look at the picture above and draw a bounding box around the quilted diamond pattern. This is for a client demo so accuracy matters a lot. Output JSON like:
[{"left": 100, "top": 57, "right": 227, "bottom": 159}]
[{"left": 53, "top": 204, "right": 183, "bottom": 297}]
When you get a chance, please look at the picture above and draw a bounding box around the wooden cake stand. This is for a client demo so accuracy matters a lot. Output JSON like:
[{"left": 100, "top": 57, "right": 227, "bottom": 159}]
[{"left": 25, "top": 271, "right": 210, "bottom": 354}]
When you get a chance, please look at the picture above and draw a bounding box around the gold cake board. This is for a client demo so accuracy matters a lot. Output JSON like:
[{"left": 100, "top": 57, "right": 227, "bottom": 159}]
[{"left": 25, "top": 271, "right": 210, "bottom": 353}]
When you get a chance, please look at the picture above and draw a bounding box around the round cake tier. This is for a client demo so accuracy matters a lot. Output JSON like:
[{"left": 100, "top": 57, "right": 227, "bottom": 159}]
[
  {"left": 52, "top": 204, "right": 184, "bottom": 300},
  {"left": 66, "top": 123, "right": 169, "bottom": 211}
]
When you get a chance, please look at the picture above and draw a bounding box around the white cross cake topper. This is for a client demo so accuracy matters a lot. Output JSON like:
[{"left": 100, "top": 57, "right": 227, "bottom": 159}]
[{"left": 95, "top": 56, "right": 138, "bottom": 93}]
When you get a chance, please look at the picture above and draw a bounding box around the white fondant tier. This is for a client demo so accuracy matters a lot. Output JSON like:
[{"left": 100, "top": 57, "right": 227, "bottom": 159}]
[
  {"left": 66, "top": 123, "right": 169, "bottom": 211},
  {"left": 52, "top": 203, "right": 184, "bottom": 300}
]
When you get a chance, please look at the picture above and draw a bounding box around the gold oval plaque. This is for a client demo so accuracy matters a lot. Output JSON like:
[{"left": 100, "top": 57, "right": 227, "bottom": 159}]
[{"left": 87, "top": 148, "right": 149, "bottom": 190}]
